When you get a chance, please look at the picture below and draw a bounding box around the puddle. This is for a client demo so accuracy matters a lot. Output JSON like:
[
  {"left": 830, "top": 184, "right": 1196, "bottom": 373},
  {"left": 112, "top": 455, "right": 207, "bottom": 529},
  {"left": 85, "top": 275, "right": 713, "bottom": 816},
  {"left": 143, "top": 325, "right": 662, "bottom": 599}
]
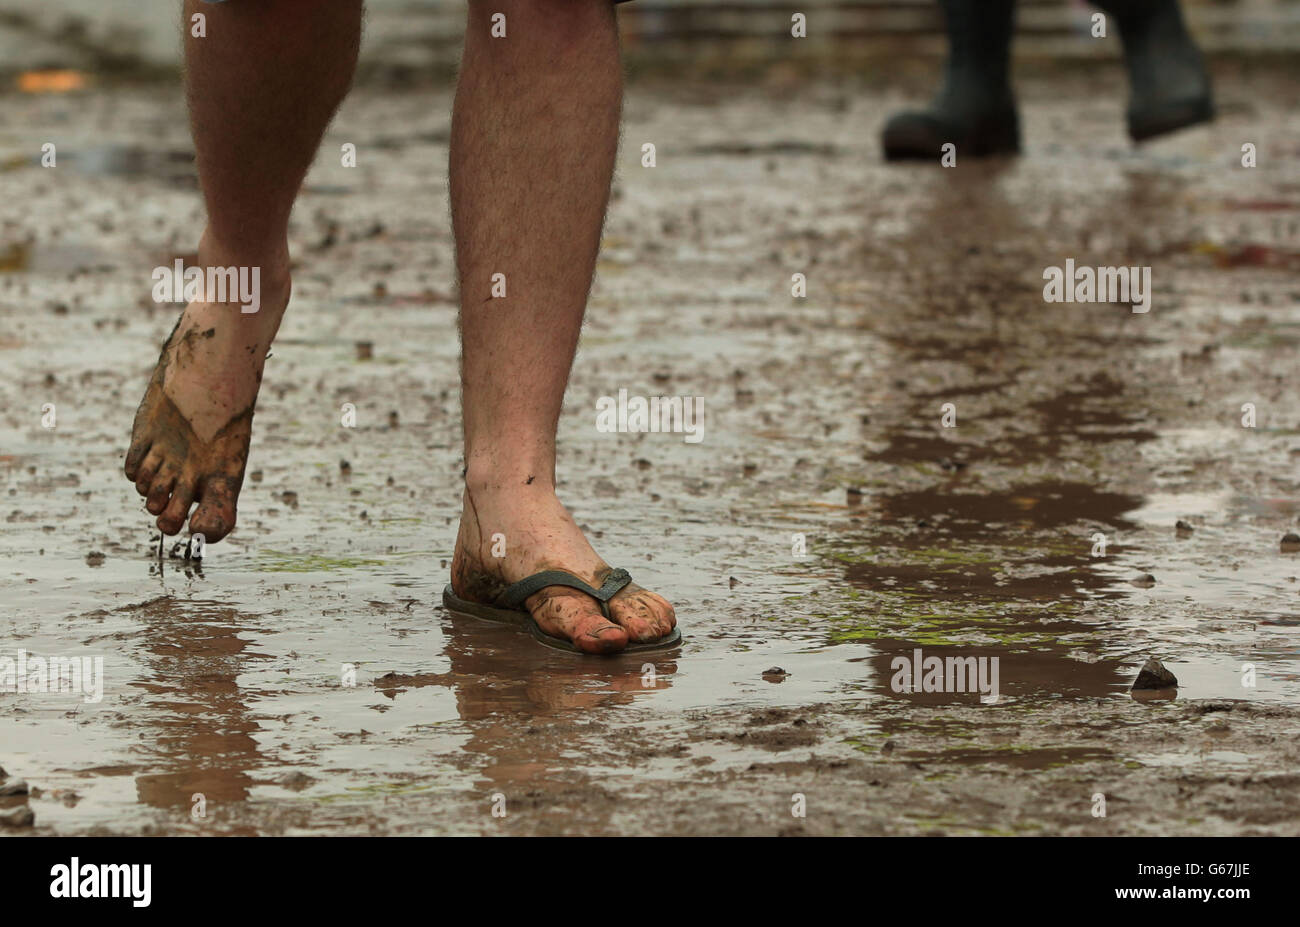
[
  {"left": 3, "top": 73, "right": 1300, "bottom": 835},
  {"left": 62, "top": 145, "right": 197, "bottom": 187}
]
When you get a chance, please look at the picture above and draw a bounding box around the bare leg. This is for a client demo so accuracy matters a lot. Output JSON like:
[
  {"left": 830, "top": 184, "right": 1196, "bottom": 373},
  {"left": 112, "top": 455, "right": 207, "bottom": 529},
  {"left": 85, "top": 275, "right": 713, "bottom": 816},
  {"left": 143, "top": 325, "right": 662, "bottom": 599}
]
[
  {"left": 450, "top": 0, "right": 676, "bottom": 653},
  {"left": 124, "top": 0, "right": 362, "bottom": 541}
]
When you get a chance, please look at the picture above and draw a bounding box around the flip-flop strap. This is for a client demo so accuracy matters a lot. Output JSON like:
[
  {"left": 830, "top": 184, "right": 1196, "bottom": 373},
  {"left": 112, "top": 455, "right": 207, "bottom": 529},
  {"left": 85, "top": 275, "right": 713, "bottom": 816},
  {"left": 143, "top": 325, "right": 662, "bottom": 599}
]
[{"left": 495, "top": 568, "right": 633, "bottom": 618}]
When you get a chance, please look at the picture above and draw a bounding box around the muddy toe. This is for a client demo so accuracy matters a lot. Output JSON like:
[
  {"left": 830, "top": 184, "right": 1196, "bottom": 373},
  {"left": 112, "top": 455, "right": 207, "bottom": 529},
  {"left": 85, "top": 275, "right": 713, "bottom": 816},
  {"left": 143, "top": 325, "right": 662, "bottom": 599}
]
[
  {"left": 157, "top": 480, "right": 196, "bottom": 536},
  {"left": 189, "top": 475, "right": 241, "bottom": 543},
  {"left": 134, "top": 448, "right": 165, "bottom": 497},
  {"left": 528, "top": 590, "right": 630, "bottom": 654},
  {"left": 145, "top": 467, "right": 178, "bottom": 515},
  {"left": 608, "top": 586, "right": 676, "bottom": 641}
]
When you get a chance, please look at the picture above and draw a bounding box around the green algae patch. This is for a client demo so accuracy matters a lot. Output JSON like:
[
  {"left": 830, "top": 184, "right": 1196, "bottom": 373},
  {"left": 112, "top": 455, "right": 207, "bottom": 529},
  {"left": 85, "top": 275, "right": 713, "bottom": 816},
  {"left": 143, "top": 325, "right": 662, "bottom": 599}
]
[{"left": 257, "top": 550, "right": 386, "bottom": 573}]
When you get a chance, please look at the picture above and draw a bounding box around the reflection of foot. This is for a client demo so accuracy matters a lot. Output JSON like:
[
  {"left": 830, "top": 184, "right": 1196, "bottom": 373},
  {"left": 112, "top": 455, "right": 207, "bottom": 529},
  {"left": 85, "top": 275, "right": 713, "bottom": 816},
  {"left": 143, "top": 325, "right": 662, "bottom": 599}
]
[
  {"left": 451, "top": 481, "right": 677, "bottom": 654},
  {"left": 124, "top": 235, "right": 290, "bottom": 542},
  {"left": 882, "top": 0, "right": 1019, "bottom": 161},
  {"left": 1097, "top": 0, "right": 1214, "bottom": 142}
]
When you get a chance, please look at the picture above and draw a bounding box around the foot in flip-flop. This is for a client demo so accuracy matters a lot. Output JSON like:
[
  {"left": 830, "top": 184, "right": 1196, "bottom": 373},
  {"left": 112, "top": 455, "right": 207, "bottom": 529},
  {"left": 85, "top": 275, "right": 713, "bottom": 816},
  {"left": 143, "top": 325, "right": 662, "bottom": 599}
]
[
  {"left": 447, "top": 480, "right": 679, "bottom": 654},
  {"left": 123, "top": 236, "right": 291, "bottom": 543}
]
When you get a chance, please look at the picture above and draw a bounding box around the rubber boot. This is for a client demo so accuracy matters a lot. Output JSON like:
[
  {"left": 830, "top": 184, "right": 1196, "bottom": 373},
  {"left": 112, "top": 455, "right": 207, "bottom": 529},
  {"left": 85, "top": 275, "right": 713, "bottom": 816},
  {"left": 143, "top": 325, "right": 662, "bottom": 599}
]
[
  {"left": 881, "top": 0, "right": 1019, "bottom": 161},
  {"left": 1093, "top": 0, "right": 1214, "bottom": 141}
]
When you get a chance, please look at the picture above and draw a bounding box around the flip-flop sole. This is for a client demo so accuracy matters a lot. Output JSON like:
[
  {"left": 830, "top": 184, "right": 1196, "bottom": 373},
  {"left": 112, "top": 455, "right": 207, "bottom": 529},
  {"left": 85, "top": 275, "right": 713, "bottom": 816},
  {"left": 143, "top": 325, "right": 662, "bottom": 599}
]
[{"left": 442, "top": 585, "right": 682, "bottom": 654}]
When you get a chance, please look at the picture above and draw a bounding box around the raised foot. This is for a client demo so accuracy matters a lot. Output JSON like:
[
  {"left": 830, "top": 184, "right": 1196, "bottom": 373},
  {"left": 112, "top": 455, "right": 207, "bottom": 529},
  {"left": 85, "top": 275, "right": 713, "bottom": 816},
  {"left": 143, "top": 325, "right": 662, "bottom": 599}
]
[{"left": 124, "top": 251, "right": 289, "bottom": 543}]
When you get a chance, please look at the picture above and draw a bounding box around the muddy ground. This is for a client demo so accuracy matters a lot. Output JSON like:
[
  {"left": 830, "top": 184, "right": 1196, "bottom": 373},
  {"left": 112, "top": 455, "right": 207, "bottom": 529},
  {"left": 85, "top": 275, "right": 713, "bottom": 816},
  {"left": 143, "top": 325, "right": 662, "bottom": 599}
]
[{"left": 1, "top": 60, "right": 1299, "bottom": 836}]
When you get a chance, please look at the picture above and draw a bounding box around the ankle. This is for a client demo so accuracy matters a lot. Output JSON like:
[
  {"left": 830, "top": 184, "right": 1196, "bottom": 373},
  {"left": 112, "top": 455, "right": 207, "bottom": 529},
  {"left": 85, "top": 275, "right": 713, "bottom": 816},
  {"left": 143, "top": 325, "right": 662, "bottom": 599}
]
[
  {"left": 197, "top": 230, "right": 292, "bottom": 290},
  {"left": 462, "top": 455, "right": 556, "bottom": 498}
]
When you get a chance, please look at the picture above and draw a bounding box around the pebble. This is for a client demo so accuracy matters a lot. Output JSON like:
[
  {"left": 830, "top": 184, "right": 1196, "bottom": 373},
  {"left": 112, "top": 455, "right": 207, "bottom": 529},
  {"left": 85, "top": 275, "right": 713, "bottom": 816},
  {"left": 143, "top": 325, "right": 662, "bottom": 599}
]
[
  {"left": 1175, "top": 520, "right": 1194, "bottom": 536},
  {"left": 1132, "top": 658, "right": 1178, "bottom": 690},
  {"left": 1129, "top": 573, "right": 1157, "bottom": 588},
  {"left": 0, "top": 805, "right": 34, "bottom": 828},
  {"left": 280, "top": 771, "right": 318, "bottom": 792},
  {"left": 0, "top": 779, "right": 29, "bottom": 796},
  {"left": 1281, "top": 532, "right": 1300, "bottom": 553}
]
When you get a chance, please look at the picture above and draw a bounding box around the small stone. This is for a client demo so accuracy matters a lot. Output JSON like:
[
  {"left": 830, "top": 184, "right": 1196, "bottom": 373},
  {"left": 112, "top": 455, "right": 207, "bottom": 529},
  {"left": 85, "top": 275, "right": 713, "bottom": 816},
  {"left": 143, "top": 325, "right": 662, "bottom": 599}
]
[
  {"left": 84, "top": 551, "right": 105, "bottom": 567},
  {"left": 728, "top": 576, "right": 740, "bottom": 589},
  {"left": 388, "top": 411, "right": 399, "bottom": 428},
  {"left": 355, "top": 341, "right": 373, "bottom": 361},
  {"left": 280, "top": 771, "right": 317, "bottom": 792},
  {"left": 281, "top": 491, "right": 299, "bottom": 508},
  {"left": 0, "top": 805, "right": 34, "bottom": 828},
  {"left": 1175, "top": 520, "right": 1194, "bottom": 537},
  {"left": 1281, "top": 532, "right": 1300, "bottom": 553},
  {"left": 339, "top": 460, "right": 351, "bottom": 476},
  {"left": 1132, "top": 658, "right": 1178, "bottom": 690},
  {"left": 1129, "top": 573, "right": 1157, "bottom": 588},
  {"left": 250, "top": 469, "right": 263, "bottom": 483},
  {"left": 0, "top": 778, "right": 28, "bottom": 796},
  {"left": 762, "top": 666, "right": 788, "bottom": 678}
]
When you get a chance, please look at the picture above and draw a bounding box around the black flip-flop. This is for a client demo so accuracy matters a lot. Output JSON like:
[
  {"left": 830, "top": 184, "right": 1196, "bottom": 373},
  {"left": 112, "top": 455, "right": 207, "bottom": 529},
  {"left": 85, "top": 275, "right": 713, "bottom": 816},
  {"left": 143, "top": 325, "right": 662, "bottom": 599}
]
[{"left": 442, "top": 567, "right": 682, "bottom": 654}]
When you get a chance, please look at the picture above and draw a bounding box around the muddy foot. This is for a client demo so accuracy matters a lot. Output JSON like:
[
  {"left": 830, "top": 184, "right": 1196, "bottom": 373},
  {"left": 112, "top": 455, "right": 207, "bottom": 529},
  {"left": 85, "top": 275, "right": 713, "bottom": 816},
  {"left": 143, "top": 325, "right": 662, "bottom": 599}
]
[
  {"left": 124, "top": 240, "right": 290, "bottom": 542},
  {"left": 451, "top": 480, "right": 677, "bottom": 654}
]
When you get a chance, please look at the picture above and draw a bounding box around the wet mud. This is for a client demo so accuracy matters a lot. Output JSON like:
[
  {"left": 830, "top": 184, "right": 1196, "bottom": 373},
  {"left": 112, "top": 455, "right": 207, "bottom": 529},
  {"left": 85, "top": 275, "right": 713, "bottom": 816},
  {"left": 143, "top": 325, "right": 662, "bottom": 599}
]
[{"left": 1, "top": 64, "right": 1299, "bottom": 835}]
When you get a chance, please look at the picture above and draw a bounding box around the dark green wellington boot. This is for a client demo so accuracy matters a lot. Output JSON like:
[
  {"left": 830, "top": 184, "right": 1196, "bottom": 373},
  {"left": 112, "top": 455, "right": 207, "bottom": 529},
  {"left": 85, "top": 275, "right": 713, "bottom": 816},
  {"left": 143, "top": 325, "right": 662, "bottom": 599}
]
[
  {"left": 881, "top": 0, "right": 1019, "bottom": 161},
  {"left": 1093, "top": 0, "right": 1214, "bottom": 142}
]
